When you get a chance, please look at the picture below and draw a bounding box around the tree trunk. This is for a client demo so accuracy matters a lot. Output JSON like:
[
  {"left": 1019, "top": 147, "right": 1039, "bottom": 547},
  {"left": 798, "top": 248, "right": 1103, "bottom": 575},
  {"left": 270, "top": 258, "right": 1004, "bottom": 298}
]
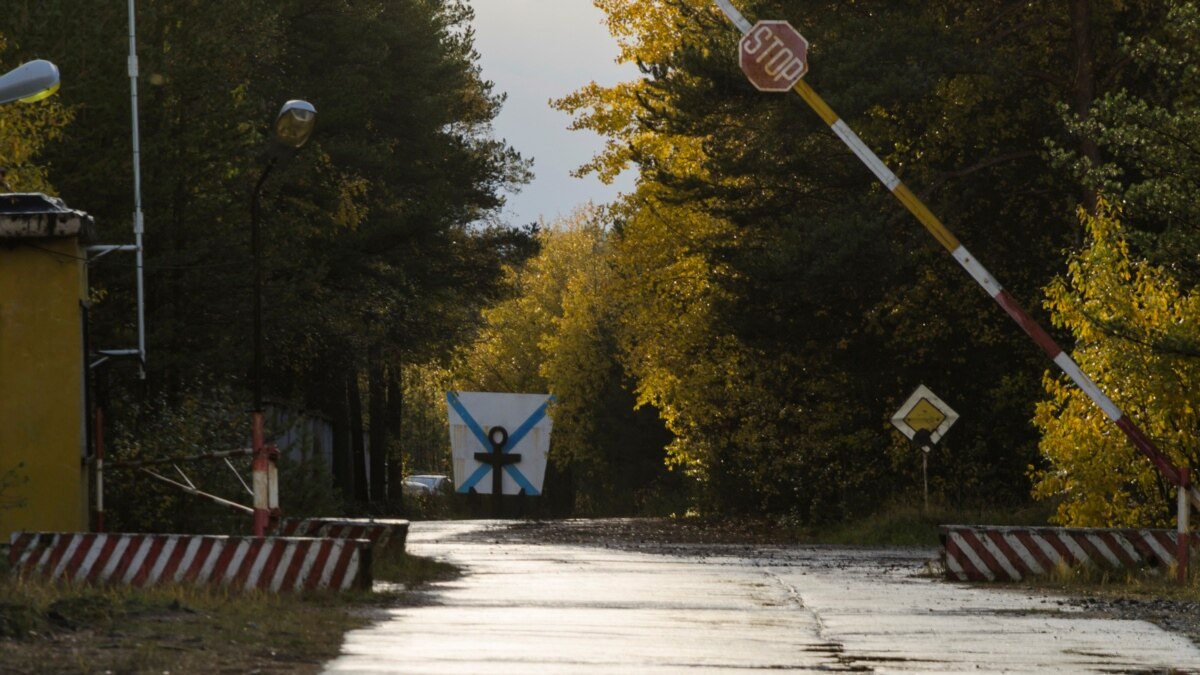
[
  {"left": 386, "top": 365, "right": 405, "bottom": 507},
  {"left": 368, "top": 345, "right": 387, "bottom": 503},
  {"left": 329, "top": 367, "right": 354, "bottom": 499},
  {"left": 348, "top": 369, "right": 369, "bottom": 503},
  {"left": 1070, "top": 0, "right": 1100, "bottom": 217}
]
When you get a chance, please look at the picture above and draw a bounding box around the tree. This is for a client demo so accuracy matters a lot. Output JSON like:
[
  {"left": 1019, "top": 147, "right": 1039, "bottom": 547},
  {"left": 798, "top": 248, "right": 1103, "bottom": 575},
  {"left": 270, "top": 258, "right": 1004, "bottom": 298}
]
[
  {"left": 551, "top": 0, "right": 1176, "bottom": 520},
  {"left": 1034, "top": 1, "right": 1200, "bottom": 526},
  {"left": 458, "top": 205, "right": 673, "bottom": 514},
  {"left": 1053, "top": 0, "right": 1200, "bottom": 286},
  {"left": 1033, "top": 202, "right": 1199, "bottom": 527},
  {"left": 0, "top": 33, "right": 74, "bottom": 193},
  {"left": 5, "top": 0, "right": 533, "bottom": 512}
]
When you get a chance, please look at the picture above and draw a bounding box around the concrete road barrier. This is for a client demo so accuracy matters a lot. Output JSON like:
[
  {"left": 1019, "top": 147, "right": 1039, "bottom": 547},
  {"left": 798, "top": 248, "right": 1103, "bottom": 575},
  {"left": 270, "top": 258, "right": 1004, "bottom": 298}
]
[
  {"left": 277, "top": 518, "right": 408, "bottom": 554},
  {"left": 941, "top": 524, "right": 1196, "bottom": 581},
  {"left": 8, "top": 532, "right": 372, "bottom": 592}
]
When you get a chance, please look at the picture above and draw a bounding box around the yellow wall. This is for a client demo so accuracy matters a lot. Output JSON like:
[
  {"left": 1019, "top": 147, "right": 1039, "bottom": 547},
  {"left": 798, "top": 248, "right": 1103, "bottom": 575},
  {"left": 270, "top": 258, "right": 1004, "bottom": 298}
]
[{"left": 0, "top": 238, "right": 88, "bottom": 541}]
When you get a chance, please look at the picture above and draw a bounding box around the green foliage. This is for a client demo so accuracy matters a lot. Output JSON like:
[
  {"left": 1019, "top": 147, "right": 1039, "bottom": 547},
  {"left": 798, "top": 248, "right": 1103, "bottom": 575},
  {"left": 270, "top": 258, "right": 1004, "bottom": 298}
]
[
  {"left": 104, "top": 383, "right": 256, "bottom": 534},
  {"left": 1053, "top": 0, "right": 1200, "bottom": 284},
  {"left": 103, "top": 382, "right": 342, "bottom": 533},
  {"left": 399, "top": 363, "right": 454, "bottom": 475},
  {"left": 276, "top": 452, "right": 344, "bottom": 522}
]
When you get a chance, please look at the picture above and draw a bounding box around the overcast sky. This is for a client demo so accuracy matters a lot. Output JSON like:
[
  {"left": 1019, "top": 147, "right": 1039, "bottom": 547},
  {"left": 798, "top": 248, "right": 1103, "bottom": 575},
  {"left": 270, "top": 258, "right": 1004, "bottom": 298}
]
[{"left": 468, "top": 0, "right": 638, "bottom": 227}]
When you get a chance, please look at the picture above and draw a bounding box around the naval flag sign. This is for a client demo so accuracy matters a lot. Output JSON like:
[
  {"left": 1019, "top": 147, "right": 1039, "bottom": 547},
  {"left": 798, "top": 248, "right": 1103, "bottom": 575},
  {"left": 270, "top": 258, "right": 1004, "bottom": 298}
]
[{"left": 447, "top": 392, "right": 554, "bottom": 496}]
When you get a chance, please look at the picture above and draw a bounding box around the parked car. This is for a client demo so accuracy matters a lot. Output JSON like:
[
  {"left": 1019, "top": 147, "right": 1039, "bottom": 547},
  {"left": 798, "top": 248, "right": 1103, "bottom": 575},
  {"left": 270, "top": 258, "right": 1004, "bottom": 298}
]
[{"left": 402, "top": 474, "right": 452, "bottom": 497}]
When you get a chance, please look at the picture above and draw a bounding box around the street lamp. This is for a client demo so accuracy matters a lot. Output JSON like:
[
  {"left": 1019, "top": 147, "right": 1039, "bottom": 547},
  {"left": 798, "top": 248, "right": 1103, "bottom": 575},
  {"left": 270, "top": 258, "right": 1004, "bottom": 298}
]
[
  {"left": 250, "top": 99, "right": 316, "bottom": 536},
  {"left": 0, "top": 60, "right": 60, "bottom": 105},
  {"left": 251, "top": 100, "right": 316, "bottom": 411}
]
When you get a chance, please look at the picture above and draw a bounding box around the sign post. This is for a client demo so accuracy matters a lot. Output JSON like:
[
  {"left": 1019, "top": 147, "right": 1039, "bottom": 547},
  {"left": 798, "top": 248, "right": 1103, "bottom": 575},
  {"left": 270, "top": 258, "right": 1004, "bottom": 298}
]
[
  {"left": 474, "top": 426, "right": 521, "bottom": 516},
  {"left": 891, "top": 385, "right": 958, "bottom": 510},
  {"left": 712, "top": 0, "right": 1200, "bottom": 520}
]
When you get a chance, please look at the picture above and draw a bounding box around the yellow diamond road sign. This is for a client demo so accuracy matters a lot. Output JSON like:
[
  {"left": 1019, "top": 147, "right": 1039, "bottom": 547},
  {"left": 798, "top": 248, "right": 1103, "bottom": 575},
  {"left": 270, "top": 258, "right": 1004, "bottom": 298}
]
[{"left": 891, "top": 384, "right": 958, "bottom": 444}]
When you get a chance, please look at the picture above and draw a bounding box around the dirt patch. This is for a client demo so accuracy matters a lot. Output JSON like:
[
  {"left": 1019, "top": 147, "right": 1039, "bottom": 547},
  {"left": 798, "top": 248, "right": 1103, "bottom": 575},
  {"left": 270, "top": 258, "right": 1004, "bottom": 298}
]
[{"left": 1058, "top": 594, "right": 1200, "bottom": 648}]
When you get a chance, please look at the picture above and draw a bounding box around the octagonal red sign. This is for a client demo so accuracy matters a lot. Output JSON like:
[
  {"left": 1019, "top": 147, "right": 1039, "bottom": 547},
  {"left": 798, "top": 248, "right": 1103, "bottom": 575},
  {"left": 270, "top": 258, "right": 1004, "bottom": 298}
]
[{"left": 738, "top": 20, "right": 809, "bottom": 92}]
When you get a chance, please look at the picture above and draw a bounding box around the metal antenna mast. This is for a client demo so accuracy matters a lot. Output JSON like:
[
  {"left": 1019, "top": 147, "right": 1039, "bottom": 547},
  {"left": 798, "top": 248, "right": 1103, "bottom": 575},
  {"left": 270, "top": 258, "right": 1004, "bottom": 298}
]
[{"left": 89, "top": 0, "right": 147, "bottom": 375}]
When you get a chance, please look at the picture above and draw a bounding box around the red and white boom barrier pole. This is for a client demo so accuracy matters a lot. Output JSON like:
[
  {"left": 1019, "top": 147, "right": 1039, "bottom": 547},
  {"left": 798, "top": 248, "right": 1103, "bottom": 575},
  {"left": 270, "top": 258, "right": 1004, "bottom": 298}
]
[{"left": 251, "top": 412, "right": 279, "bottom": 536}]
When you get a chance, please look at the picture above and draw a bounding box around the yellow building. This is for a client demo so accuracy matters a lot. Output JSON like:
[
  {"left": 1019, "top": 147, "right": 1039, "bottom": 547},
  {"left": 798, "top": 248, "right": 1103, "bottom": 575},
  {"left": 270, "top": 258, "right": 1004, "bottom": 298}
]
[{"left": 0, "top": 193, "right": 93, "bottom": 542}]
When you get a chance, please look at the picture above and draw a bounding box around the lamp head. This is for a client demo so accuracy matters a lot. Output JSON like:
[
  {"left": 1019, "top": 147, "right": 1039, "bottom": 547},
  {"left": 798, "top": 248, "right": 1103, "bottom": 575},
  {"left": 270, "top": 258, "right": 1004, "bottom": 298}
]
[
  {"left": 0, "top": 60, "right": 60, "bottom": 106},
  {"left": 273, "top": 100, "right": 316, "bottom": 149}
]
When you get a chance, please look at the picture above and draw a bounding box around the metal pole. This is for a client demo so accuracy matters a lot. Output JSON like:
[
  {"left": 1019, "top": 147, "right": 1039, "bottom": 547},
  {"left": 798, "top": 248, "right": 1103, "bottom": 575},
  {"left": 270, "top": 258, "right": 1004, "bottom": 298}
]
[
  {"left": 1179, "top": 468, "right": 1191, "bottom": 585},
  {"left": 923, "top": 451, "right": 929, "bottom": 512},
  {"left": 127, "top": 0, "right": 147, "bottom": 376},
  {"left": 95, "top": 407, "right": 105, "bottom": 532},
  {"left": 249, "top": 160, "right": 277, "bottom": 537},
  {"left": 712, "top": 0, "right": 1200, "bottom": 510},
  {"left": 140, "top": 468, "right": 256, "bottom": 515},
  {"left": 250, "top": 158, "right": 276, "bottom": 415}
]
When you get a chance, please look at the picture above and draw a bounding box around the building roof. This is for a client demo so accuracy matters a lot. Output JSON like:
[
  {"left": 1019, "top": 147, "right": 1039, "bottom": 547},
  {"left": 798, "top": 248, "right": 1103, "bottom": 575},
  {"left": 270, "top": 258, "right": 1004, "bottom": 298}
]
[{"left": 0, "top": 193, "right": 94, "bottom": 240}]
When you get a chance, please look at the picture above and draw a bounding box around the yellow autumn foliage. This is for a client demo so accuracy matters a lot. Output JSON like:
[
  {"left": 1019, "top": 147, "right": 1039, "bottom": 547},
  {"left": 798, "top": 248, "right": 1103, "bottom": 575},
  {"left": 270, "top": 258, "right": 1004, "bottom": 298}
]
[
  {"left": 0, "top": 36, "right": 73, "bottom": 193},
  {"left": 1033, "top": 201, "right": 1199, "bottom": 527},
  {"left": 611, "top": 190, "right": 739, "bottom": 477},
  {"left": 553, "top": 0, "right": 722, "bottom": 185}
]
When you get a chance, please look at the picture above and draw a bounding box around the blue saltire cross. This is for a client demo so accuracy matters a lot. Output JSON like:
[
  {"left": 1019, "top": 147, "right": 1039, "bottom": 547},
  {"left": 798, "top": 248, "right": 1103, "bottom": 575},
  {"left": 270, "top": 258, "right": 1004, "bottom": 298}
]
[{"left": 447, "top": 392, "right": 552, "bottom": 496}]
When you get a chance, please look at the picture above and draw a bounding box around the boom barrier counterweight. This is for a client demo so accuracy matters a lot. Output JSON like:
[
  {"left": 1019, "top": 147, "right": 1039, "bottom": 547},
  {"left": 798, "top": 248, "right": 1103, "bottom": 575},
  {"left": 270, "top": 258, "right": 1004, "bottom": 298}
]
[{"left": 713, "top": 0, "right": 1200, "bottom": 510}]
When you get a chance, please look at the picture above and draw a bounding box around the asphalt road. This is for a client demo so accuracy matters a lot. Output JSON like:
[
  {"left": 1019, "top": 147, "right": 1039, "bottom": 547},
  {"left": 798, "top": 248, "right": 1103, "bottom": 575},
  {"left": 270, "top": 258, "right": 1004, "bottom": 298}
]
[{"left": 324, "top": 520, "right": 1200, "bottom": 673}]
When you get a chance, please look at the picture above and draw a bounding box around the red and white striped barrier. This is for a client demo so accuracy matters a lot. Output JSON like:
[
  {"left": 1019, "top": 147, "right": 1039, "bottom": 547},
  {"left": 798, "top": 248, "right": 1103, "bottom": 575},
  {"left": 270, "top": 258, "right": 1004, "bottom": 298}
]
[
  {"left": 276, "top": 518, "right": 408, "bottom": 553},
  {"left": 942, "top": 525, "right": 1197, "bottom": 582},
  {"left": 8, "top": 532, "right": 372, "bottom": 592}
]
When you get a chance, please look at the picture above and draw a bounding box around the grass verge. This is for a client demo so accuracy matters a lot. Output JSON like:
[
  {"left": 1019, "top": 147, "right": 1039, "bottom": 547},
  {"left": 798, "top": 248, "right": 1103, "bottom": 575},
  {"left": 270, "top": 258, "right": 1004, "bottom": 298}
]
[
  {"left": 0, "top": 548, "right": 458, "bottom": 674},
  {"left": 1026, "top": 560, "right": 1200, "bottom": 602},
  {"left": 811, "top": 502, "right": 1056, "bottom": 547}
]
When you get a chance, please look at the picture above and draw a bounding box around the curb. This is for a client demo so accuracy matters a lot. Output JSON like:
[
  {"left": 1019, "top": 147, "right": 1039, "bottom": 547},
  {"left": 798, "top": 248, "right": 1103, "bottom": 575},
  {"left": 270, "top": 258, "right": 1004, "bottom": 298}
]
[
  {"left": 941, "top": 524, "right": 1195, "bottom": 582},
  {"left": 8, "top": 532, "right": 372, "bottom": 592}
]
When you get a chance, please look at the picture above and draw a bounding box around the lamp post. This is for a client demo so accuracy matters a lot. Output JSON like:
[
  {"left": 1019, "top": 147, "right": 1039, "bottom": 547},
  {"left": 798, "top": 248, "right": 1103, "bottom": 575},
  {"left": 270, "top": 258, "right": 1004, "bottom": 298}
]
[
  {"left": 0, "top": 60, "right": 60, "bottom": 106},
  {"left": 250, "top": 99, "right": 316, "bottom": 536}
]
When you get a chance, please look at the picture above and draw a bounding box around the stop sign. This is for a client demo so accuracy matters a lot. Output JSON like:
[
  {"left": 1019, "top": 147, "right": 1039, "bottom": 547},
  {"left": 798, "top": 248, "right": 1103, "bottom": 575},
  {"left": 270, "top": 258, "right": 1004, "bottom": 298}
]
[{"left": 738, "top": 20, "right": 809, "bottom": 92}]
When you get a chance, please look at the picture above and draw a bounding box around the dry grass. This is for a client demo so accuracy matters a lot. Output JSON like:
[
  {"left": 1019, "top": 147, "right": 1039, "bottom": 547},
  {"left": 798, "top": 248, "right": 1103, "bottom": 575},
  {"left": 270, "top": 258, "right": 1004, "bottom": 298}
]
[{"left": 0, "top": 549, "right": 457, "bottom": 674}]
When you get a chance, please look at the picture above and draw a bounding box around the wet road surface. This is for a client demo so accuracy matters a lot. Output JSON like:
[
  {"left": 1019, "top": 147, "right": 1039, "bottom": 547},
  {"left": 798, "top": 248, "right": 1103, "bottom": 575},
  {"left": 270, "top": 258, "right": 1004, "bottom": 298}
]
[{"left": 324, "top": 520, "right": 1200, "bottom": 673}]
